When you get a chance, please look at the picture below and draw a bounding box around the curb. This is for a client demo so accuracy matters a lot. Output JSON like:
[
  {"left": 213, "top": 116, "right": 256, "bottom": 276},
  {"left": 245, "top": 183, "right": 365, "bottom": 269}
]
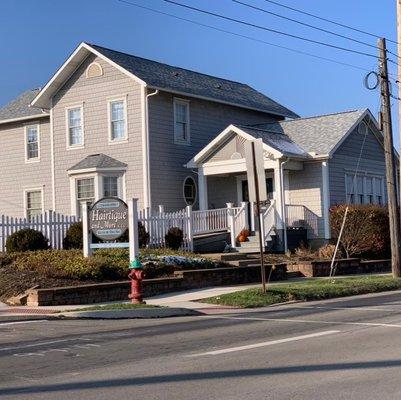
[{"left": 57, "top": 307, "right": 202, "bottom": 320}]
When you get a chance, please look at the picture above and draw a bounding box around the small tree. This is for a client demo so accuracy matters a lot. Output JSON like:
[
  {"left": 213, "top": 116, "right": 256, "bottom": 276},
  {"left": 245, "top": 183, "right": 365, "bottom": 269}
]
[
  {"left": 330, "top": 204, "right": 390, "bottom": 258},
  {"left": 63, "top": 222, "right": 83, "bottom": 250}
]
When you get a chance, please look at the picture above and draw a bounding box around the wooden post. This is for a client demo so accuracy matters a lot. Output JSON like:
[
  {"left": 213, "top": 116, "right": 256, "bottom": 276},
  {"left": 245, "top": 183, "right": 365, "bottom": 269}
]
[
  {"left": 128, "top": 198, "right": 139, "bottom": 263},
  {"left": 82, "top": 202, "right": 92, "bottom": 257},
  {"left": 241, "top": 201, "right": 249, "bottom": 230},
  {"left": 378, "top": 38, "right": 401, "bottom": 277}
]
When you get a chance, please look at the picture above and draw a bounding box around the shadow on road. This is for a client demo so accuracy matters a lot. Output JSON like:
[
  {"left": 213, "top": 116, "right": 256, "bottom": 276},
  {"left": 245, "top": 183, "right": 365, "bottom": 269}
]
[{"left": 2, "top": 359, "right": 401, "bottom": 396}]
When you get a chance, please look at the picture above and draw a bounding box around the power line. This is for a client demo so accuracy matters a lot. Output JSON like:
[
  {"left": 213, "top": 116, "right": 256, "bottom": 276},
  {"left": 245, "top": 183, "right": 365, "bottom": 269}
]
[
  {"left": 116, "top": 0, "right": 373, "bottom": 72},
  {"left": 261, "top": 0, "right": 399, "bottom": 46},
  {"left": 162, "top": 0, "right": 378, "bottom": 59},
  {"left": 233, "top": 0, "right": 377, "bottom": 51}
]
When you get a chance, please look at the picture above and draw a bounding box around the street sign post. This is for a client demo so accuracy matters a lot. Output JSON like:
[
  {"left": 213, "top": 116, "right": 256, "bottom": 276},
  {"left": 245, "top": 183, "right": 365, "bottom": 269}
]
[{"left": 244, "top": 139, "right": 267, "bottom": 293}]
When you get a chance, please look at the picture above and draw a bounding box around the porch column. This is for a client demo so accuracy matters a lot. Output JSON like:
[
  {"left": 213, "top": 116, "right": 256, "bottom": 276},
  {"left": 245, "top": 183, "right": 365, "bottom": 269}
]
[
  {"left": 321, "top": 160, "right": 331, "bottom": 240},
  {"left": 198, "top": 168, "right": 208, "bottom": 211},
  {"left": 274, "top": 160, "right": 287, "bottom": 252}
]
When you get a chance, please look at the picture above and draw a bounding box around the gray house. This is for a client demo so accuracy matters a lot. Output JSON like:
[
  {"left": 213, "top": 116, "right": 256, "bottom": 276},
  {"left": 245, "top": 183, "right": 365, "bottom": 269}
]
[{"left": 0, "top": 42, "right": 392, "bottom": 250}]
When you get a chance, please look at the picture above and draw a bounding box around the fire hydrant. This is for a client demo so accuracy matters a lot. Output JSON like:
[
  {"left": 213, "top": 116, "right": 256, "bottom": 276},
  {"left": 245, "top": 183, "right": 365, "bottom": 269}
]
[{"left": 128, "top": 258, "right": 145, "bottom": 304}]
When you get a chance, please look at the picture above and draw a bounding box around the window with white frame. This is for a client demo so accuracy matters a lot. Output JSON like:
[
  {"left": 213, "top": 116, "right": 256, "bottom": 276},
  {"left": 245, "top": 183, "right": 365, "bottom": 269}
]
[
  {"left": 76, "top": 178, "right": 95, "bottom": 215},
  {"left": 26, "top": 125, "right": 39, "bottom": 160},
  {"left": 345, "top": 173, "right": 384, "bottom": 205},
  {"left": 183, "top": 176, "right": 196, "bottom": 205},
  {"left": 26, "top": 190, "right": 42, "bottom": 220},
  {"left": 103, "top": 176, "right": 119, "bottom": 197},
  {"left": 174, "top": 99, "right": 190, "bottom": 144},
  {"left": 109, "top": 100, "right": 126, "bottom": 141},
  {"left": 67, "top": 107, "right": 83, "bottom": 147}
]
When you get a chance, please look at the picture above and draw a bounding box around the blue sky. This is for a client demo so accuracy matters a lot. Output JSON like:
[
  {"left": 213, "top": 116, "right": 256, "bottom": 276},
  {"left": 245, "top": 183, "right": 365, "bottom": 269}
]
[{"left": 1, "top": 0, "right": 399, "bottom": 146}]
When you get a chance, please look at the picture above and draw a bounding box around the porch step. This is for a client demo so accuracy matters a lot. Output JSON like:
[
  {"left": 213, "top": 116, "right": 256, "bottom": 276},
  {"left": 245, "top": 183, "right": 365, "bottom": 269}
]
[{"left": 220, "top": 253, "right": 251, "bottom": 262}]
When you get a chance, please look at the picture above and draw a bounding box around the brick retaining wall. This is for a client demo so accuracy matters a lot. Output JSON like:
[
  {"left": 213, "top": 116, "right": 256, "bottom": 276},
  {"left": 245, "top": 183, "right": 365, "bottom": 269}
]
[{"left": 26, "top": 263, "right": 287, "bottom": 306}]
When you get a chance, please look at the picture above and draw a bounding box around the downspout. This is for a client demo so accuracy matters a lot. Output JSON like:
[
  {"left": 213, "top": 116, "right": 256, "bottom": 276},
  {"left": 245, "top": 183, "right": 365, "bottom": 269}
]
[
  {"left": 143, "top": 88, "right": 159, "bottom": 210},
  {"left": 280, "top": 157, "right": 290, "bottom": 253}
]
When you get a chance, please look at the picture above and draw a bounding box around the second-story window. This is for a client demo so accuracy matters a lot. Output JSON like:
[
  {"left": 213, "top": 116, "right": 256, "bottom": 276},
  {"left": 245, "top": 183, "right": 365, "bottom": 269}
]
[
  {"left": 174, "top": 99, "right": 190, "bottom": 144},
  {"left": 109, "top": 100, "right": 126, "bottom": 141},
  {"left": 67, "top": 107, "right": 83, "bottom": 147},
  {"left": 25, "top": 125, "right": 39, "bottom": 161}
]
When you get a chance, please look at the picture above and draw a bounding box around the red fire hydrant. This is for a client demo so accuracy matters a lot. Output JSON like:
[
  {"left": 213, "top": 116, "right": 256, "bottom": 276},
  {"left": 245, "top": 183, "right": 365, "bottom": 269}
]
[{"left": 128, "top": 259, "right": 145, "bottom": 304}]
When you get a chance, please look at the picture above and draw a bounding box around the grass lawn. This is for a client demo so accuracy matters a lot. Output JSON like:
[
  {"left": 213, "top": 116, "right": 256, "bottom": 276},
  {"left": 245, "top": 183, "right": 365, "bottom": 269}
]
[
  {"left": 63, "top": 303, "right": 158, "bottom": 312},
  {"left": 203, "top": 276, "right": 401, "bottom": 308}
]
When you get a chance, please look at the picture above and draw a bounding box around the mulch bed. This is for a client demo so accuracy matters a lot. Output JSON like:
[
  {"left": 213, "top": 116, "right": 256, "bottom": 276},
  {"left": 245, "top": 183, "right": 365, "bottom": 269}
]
[{"left": 0, "top": 265, "right": 110, "bottom": 302}]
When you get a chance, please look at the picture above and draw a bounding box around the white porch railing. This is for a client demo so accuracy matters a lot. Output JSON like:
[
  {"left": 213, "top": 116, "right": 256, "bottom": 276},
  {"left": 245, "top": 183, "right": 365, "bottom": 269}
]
[
  {"left": 285, "top": 204, "right": 318, "bottom": 237},
  {"left": 261, "top": 200, "right": 276, "bottom": 244},
  {"left": 192, "top": 207, "right": 228, "bottom": 235},
  {"left": 0, "top": 211, "right": 79, "bottom": 252}
]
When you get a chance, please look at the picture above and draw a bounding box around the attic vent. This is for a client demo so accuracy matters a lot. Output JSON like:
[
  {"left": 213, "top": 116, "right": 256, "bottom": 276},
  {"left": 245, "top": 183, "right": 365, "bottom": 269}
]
[
  {"left": 216, "top": 84, "right": 222, "bottom": 89},
  {"left": 86, "top": 62, "right": 103, "bottom": 79},
  {"left": 358, "top": 121, "right": 368, "bottom": 135}
]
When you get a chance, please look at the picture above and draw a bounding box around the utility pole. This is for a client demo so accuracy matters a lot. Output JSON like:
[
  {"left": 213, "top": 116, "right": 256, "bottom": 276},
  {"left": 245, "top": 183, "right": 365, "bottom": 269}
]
[{"left": 378, "top": 38, "right": 401, "bottom": 277}]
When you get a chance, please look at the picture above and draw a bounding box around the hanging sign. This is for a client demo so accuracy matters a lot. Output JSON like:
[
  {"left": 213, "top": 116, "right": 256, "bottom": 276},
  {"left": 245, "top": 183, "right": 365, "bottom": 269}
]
[
  {"left": 89, "top": 197, "right": 128, "bottom": 241},
  {"left": 244, "top": 138, "right": 268, "bottom": 203}
]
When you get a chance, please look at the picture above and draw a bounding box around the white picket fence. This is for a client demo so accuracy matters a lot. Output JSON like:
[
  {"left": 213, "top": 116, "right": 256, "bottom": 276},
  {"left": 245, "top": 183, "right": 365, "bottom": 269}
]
[{"left": 0, "top": 211, "right": 79, "bottom": 252}]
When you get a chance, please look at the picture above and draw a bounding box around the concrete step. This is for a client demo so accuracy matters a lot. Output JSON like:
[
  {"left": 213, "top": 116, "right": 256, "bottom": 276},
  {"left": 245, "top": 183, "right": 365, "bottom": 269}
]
[{"left": 219, "top": 253, "right": 250, "bottom": 262}]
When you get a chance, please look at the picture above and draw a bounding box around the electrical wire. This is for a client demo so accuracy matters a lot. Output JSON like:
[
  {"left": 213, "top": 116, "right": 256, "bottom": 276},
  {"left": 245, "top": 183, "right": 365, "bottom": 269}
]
[
  {"left": 162, "top": 0, "right": 378, "bottom": 59},
  {"left": 116, "top": 0, "right": 373, "bottom": 72},
  {"left": 261, "top": 0, "right": 399, "bottom": 46},
  {"left": 233, "top": 0, "right": 377, "bottom": 50}
]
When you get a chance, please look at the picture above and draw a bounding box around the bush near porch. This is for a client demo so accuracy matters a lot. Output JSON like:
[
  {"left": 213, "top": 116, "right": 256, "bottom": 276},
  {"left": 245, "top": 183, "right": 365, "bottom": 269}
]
[{"left": 330, "top": 204, "right": 390, "bottom": 259}]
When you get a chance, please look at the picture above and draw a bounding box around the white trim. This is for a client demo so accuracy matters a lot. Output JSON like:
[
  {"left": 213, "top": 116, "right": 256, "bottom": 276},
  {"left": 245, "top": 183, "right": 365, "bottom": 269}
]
[
  {"left": 148, "top": 86, "right": 295, "bottom": 119},
  {"left": 321, "top": 161, "right": 331, "bottom": 239},
  {"left": 198, "top": 168, "right": 208, "bottom": 210},
  {"left": 68, "top": 166, "right": 127, "bottom": 175},
  {"left": 0, "top": 113, "right": 48, "bottom": 126},
  {"left": 173, "top": 98, "right": 191, "bottom": 145},
  {"left": 107, "top": 96, "right": 128, "bottom": 143},
  {"left": 50, "top": 97, "right": 56, "bottom": 211},
  {"left": 85, "top": 62, "right": 103, "bottom": 78},
  {"left": 23, "top": 187, "right": 44, "bottom": 219},
  {"left": 186, "top": 125, "right": 283, "bottom": 167},
  {"left": 24, "top": 123, "right": 40, "bottom": 163},
  {"left": 30, "top": 42, "right": 146, "bottom": 109},
  {"left": 70, "top": 174, "right": 96, "bottom": 216},
  {"left": 65, "top": 104, "right": 84, "bottom": 149},
  {"left": 183, "top": 175, "right": 197, "bottom": 206}
]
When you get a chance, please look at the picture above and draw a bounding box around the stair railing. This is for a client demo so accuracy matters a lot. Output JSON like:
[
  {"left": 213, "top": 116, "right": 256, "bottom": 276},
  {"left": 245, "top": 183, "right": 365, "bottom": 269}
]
[{"left": 261, "top": 199, "right": 276, "bottom": 244}]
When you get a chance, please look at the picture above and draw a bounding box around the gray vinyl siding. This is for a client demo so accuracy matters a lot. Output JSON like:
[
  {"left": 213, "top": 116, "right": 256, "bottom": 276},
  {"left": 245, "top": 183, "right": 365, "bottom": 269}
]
[
  {"left": 329, "top": 126, "right": 386, "bottom": 206},
  {"left": 206, "top": 134, "right": 238, "bottom": 163},
  {"left": 52, "top": 53, "right": 144, "bottom": 214},
  {"left": 0, "top": 118, "right": 52, "bottom": 217},
  {"left": 288, "top": 162, "right": 324, "bottom": 239},
  {"left": 148, "top": 91, "right": 278, "bottom": 211}
]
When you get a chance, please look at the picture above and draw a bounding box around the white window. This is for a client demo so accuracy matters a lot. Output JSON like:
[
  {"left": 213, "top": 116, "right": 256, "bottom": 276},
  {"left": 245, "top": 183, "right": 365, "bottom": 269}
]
[
  {"left": 25, "top": 125, "right": 39, "bottom": 161},
  {"left": 174, "top": 99, "right": 190, "bottom": 144},
  {"left": 26, "top": 190, "right": 42, "bottom": 220},
  {"left": 76, "top": 178, "right": 95, "bottom": 215},
  {"left": 103, "top": 176, "right": 119, "bottom": 197},
  {"left": 183, "top": 176, "right": 196, "bottom": 205},
  {"left": 345, "top": 173, "right": 385, "bottom": 205},
  {"left": 67, "top": 107, "right": 83, "bottom": 147},
  {"left": 109, "top": 99, "right": 127, "bottom": 141}
]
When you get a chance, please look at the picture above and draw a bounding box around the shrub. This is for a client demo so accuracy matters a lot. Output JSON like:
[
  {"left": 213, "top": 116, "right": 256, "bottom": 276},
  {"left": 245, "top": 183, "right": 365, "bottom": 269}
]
[
  {"left": 138, "top": 222, "right": 150, "bottom": 248},
  {"left": 330, "top": 204, "right": 390, "bottom": 258},
  {"left": 317, "top": 244, "right": 340, "bottom": 260},
  {"left": 165, "top": 227, "right": 184, "bottom": 250},
  {"left": 6, "top": 229, "right": 48, "bottom": 253},
  {"left": 63, "top": 222, "right": 83, "bottom": 250}
]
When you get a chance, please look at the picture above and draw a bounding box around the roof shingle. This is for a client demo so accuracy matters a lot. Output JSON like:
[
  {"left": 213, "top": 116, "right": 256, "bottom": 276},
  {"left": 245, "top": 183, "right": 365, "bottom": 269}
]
[{"left": 68, "top": 154, "right": 127, "bottom": 171}]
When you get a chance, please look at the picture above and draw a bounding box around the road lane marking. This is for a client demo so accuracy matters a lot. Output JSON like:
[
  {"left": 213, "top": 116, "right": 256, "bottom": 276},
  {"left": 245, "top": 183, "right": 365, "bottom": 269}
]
[
  {"left": 0, "top": 320, "right": 47, "bottom": 327},
  {"left": 189, "top": 330, "right": 340, "bottom": 356},
  {"left": 293, "top": 305, "right": 401, "bottom": 312},
  {"left": 205, "top": 315, "right": 401, "bottom": 328},
  {"left": 0, "top": 338, "right": 90, "bottom": 352}
]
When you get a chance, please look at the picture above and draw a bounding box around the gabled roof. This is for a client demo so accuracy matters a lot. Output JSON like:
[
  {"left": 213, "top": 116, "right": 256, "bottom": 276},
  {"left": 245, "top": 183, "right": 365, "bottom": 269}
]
[
  {"left": 253, "top": 109, "right": 370, "bottom": 156},
  {"left": 238, "top": 125, "right": 309, "bottom": 158},
  {"left": 68, "top": 154, "right": 127, "bottom": 171},
  {"left": 0, "top": 89, "right": 48, "bottom": 124},
  {"left": 31, "top": 42, "right": 298, "bottom": 118}
]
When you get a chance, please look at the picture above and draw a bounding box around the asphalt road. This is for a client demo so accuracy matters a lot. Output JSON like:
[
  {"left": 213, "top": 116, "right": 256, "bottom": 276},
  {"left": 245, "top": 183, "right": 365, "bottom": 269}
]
[{"left": 3, "top": 292, "right": 401, "bottom": 399}]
